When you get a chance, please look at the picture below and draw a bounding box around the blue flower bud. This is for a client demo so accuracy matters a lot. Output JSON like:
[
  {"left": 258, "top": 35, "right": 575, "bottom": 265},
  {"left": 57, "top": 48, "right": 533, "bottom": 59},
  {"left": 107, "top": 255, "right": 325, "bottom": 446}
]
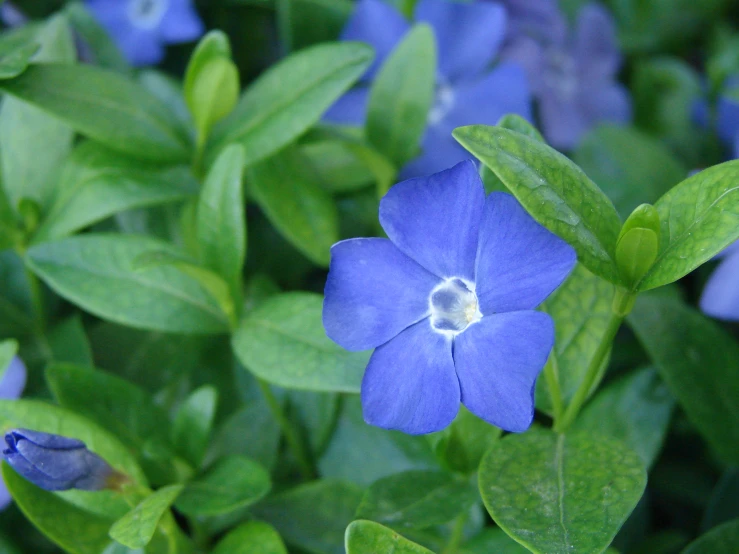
[{"left": 3, "top": 429, "right": 114, "bottom": 492}]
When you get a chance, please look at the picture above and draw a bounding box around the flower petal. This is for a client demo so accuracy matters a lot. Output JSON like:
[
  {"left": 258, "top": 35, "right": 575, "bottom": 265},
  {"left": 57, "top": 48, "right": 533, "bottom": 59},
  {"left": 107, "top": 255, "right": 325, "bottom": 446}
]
[
  {"left": 159, "top": 0, "right": 204, "bottom": 43},
  {"left": 475, "top": 192, "right": 576, "bottom": 314},
  {"left": 574, "top": 3, "right": 621, "bottom": 83},
  {"left": 323, "top": 87, "right": 370, "bottom": 125},
  {"left": 415, "top": 0, "right": 506, "bottom": 81},
  {"left": 341, "top": 0, "right": 410, "bottom": 80},
  {"left": 700, "top": 251, "right": 739, "bottom": 321},
  {"left": 538, "top": 91, "right": 587, "bottom": 150},
  {"left": 580, "top": 83, "right": 632, "bottom": 127},
  {"left": 0, "top": 356, "right": 26, "bottom": 400},
  {"left": 323, "top": 238, "right": 440, "bottom": 351},
  {"left": 454, "top": 311, "right": 554, "bottom": 432},
  {"left": 398, "top": 123, "right": 466, "bottom": 179},
  {"left": 379, "top": 160, "right": 485, "bottom": 281},
  {"left": 362, "top": 320, "right": 459, "bottom": 434}
]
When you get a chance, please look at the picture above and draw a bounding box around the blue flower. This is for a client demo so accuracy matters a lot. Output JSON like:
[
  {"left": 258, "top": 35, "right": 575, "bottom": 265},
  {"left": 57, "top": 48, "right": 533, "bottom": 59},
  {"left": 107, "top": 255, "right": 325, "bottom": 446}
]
[
  {"left": 84, "top": 0, "right": 204, "bottom": 66},
  {"left": 502, "top": 2, "right": 631, "bottom": 149},
  {"left": 0, "top": 356, "right": 26, "bottom": 509},
  {"left": 325, "top": 0, "right": 531, "bottom": 178},
  {"left": 323, "top": 161, "right": 576, "bottom": 434},
  {"left": 3, "top": 429, "right": 114, "bottom": 492},
  {"left": 701, "top": 240, "right": 739, "bottom": 321}
]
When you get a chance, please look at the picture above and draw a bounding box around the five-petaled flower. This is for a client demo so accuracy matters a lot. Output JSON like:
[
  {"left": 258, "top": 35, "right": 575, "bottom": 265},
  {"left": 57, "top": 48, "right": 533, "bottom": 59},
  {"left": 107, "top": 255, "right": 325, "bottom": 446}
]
[
  {"left": 3, "top": 429, "right": 115, "bottom": 492},
  {"left": 85, "top": 0, "right": 204, "bottom": 66},
  {"left": 326, "top": 0, "right": 531, "bottom": 178},
  {"left": 323, "top": 161, "right": 576, "bottom": 434},
  {"left": 0, "top": 357, "right": 26, "bottom": 509}
]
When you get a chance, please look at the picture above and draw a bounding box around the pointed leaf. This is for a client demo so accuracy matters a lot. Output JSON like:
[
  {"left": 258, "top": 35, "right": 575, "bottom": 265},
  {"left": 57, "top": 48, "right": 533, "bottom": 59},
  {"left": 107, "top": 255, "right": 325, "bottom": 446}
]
[{"left": 109, "top": 485, "right": 183, "bottom": 549}]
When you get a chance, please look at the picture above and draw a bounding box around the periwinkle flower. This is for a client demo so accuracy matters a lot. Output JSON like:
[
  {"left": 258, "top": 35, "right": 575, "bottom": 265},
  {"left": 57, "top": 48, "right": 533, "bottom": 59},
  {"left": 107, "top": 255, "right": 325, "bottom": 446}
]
[
  {"left": 502, "top": 2, "right": 631, "bottom": 149},
  {"left": 700, "top": 240, "right": 739, "bottom": 321},
  {"left": 323, "top": 161, "right": 576, "bottom": 434},
  {"left": 0, "top": 356, "right": 26, "bottom": 509},
  {"left": 3, "top": 429, "right": 114, "bottom": 491},
  {"left": 325, "top": 0, "right": 531, "bottom": 178},
  {"left": 84, "top": 0, "right": 204, "bottom": 66}
]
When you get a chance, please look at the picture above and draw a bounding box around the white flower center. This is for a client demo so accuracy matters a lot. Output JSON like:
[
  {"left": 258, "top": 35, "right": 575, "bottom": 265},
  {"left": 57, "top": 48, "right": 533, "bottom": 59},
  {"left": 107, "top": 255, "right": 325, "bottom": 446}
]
[
  {"left": 128, "top": 0, "right": 169, "bottom": 30},
  {"left": 429, "top": 278, "right": 482, "bottom": 335},
  {"left": 428, "top": 80, "right": 456, "bottom": 126},
  {"left": 543, "top": 50, "right": 578, "bottom": 100}
]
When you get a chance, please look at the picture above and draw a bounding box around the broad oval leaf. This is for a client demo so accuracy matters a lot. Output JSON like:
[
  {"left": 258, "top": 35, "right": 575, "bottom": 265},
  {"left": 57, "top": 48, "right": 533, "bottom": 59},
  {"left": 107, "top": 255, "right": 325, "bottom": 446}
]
[
  {"left": 345, "top": 520, "right": 434, "bottom": 554},
  {"left": 26, "top": 234, "right": 230, "bottom": 334},
  {"left": 232, "top": 292, "right": 369, "bottom": 392},
  {"left": 109, "top": 484, "right": 183, "bottom": 549},
  {"left": 682, "top": 519, "right": 739, "bottom": 554},
  {"left": 453, "top": 125, "right": 623, "bottom": 283},
  {"left": 479, "top": 428, "right": 646, "bottom": 554},
  {"left": 638, "top": 160, "right": 739, "bottom": 290},
  {"left": 207, "top": 41, "right": 373, "bottom": 168},
  {"left": 0, "top": 64, "right": 190, "bottom": 162},
  {"left": 212, "top": 521, "right": 288, "bottom": 554}
]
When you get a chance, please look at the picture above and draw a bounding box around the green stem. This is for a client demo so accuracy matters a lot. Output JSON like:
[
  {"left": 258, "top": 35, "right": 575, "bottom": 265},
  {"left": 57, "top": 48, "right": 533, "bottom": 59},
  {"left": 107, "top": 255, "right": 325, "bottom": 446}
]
[
  {"left": 256, "top": 378, "right": 315, "bottom": 480},
  {"left": 543, "top": 354, "right": 564, "bottom": 426},
  {"left": 441, "top": 512, "right": 467, "bottom": 554}
]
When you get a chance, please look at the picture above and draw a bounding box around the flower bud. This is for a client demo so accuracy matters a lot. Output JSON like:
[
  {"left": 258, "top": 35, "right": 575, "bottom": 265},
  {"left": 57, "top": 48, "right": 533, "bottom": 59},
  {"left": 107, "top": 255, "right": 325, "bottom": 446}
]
[
  {"left": 3, "top": 429, "right": 115, "bottom": 492},
  {"left": 616, "top": 203, "right": 661, "bottom": 288}
]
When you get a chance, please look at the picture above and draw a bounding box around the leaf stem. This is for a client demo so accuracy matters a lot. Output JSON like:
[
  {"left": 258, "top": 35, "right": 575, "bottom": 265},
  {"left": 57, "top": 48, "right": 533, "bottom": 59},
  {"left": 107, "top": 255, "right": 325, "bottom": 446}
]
[
  {"left": 441, "top": 511, "right": 468, "bottom": 554},
  {"left": 256, "top": 377, "right": 315, "bottom": 480},
  {"left": 543, "top": 354, "right": 564, "bottom": 426}
]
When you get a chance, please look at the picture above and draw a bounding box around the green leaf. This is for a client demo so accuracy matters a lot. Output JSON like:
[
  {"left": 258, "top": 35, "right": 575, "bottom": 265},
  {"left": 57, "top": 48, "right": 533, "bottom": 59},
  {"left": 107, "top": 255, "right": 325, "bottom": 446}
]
[
  {"left": 538, "top": 264, "right": 615, "bottom": 413},
  {"left": 172, "top": 385, "right": 217, "bottom": 468},
  {"left": 573, "top": 125, "right": 687, "bottom": 219},
  {"left": 460, "top": 528, "right": 530, "bottom": 554},
  {"left": 0, "top": 14, "right": 75, "bottom": 212},
  {"left": 246, "top": 147, "right": 338, "bottom": 266},
  {"left": 0, "top": 339, "right": 18, "bottom": 380},
  {"left": 35, "top": 142, "right": 195, "bottom": 242},
  {"left": 109, "top": 484, "right": 183, "bottom": 549},
  {"left": 64, "top": 2, "right": 129, "bottom": 73},
  {"left": 301, "top": 140, "right": 374, "bottom": 193},
  {"left": 345, "top": 520, "right": 434, "bottom": 554},
  {"left": 212, "top": 521, "right": 288, "bottom": 554},
  {"left": 572, "top": 367, "right": 674, "bottom": 468},
  {"left": 175, "top": 455, "right": 271, "bottom": 516},
  {"left": 211, "top": 402, "right": 281, "bottom": 471},
  {"left": 26, "top": 234, "right": 230, "bottom": 334},
  {"left": 46, "top": 315, "right": 93, "bottom": 367},
  {"left": 233, "top": 292, "right": 369, "bottom": 392},
  {"left": 207, "top": 41, "right": 373, "bottom": 168},
  {"left": 628, "top": 295, "right": 739, "bottom": 463},
  {"left": 366, "top": 23, "right": 436, "bottom": 168},
  {"left": 497, "top": 113, "right": 545, "bottom": 142},
  {"left": 356, "top": 470, "right": 478, "bottom": 530},
  {"left": 251, "top": 479, "right": 364, "bottom": 554},
  {"left": 196, "top": 144, "right": 246, "bottom": 297},
  {"left": 428, "top": 406, "right": 501, "bottom": 474},
  {"left": 478, "top": 428, "right": 646, "bottom": 554},
  {"left": 2, "top": 463, "right": 114, "bottom": 554},
  {"left": 637, "top": 161, "right": 739, "bottom": 290},
  {"left": 0, "top": 64, "right": 190, "bottom": 163},
  {"left": 453, "top": 125, "right": 623, "bottom": 283},
  {"left": 703, "top": 469, "right": 739, "bottom": 532},
  {"left": 0, "top": 42, "right": 39, "bottom": 80},
  {"left": 184, "top": 31, "right": 231, "bottom": 98},
  {"left": 682, "top": 519, "right": 739, "bottom": 554}
]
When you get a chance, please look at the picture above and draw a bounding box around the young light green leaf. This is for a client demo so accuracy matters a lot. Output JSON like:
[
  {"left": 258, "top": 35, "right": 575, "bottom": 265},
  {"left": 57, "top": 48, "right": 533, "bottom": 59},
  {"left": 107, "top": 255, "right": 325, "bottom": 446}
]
[
  {"left": 212, "top": 521, "right": 288, "bottom": 554},
  {"left": 172, "top": 385, "right": 217, "bottom": 468},
  {"left": 0, "top": 64, "right": 190, "bottom": 162},
  {"left": 232, "top": 292, "right": 369, "bottom": 392},
  {"left": 682, "top": 519, "right": 739, "bottom": 554},
  {"left": 637, "top": 161, "right": 739, "bottom": 290},
  {"left": 345, "top": 520, "right": 434, "bottom": 554},
  {"left": 175, "top": 455, "right": 271, "bottom": 516},
  {"left": 479, "top": 428, "right": 646, "bottom": 554},
  {"left": 628, "top": 295, "right": 739, "bottom": 464},
  {"left": 206, "top": 41, "right": 373, "bottom": 168},
  {"left": 26, "top": 234, "right": 230, "bottom": 334},
  {"left": 453, "top": 125, "right": 623, "bottom": 283},
  {"left": 109, "top": 484, "right": 183, "bottom": 549},
  {"left": 246, "top": 147, "right": 338, "bottom": 266},
  {"left": 356, "top": 470, "right": 478, "bottom": 530},
  {"left": 366, "top": 23, "right": 436, "bottom": 168}
]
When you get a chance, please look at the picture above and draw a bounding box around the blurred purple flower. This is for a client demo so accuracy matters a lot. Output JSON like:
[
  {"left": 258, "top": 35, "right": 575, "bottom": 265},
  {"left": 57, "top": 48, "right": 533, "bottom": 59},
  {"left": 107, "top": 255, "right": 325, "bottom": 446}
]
[
  {"left": 323, "top": 161, "right": 576, "bottom": 434},
  {"left": 84, "top": 0, "right": 204, "bottom": 66},
  {"left": 694, "top": 79, "right": 739, "bottom": 156},
  {"left": 502, "top": 2, "right": 631, "bottom": 149},
  {"left": 0, "top": 356, "right": 27, "bottom": 510},
  {"left": 325, "top": 0, "right": 531, "bottom": 178},
  {"left": 700, "top": 239, "right": 739, "bottom": 321},
  {"left": 497, "top": 0, "right": 565, "bottom": 46}
]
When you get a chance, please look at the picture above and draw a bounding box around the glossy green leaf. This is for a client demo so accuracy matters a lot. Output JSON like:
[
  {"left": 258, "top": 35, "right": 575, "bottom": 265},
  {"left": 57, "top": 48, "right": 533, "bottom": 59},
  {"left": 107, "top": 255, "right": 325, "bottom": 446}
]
[
  {"left": 637, "top": 161, "right": 739, "bottom": 290},
  {"left": 497, "top": 113, "right": 545, "bottom": 142},
  {"left": 366, "top": 24, "right": 436, "bottom": 168},
  {"left": 175, "top": 455, "right": 271, "bottom": 516},
  {"left": 572, "top": 367, "right": 674, "bottom": 468},
  {"left": 479, "top": 428, "right": 646, "bottom": 554},
  {"left": 682, "top": 519, "right": 739, "bottom": 554},
  {"left": 207, "top": 41, "right": 373, "bottom": 168},
  {"left": 628, "top": 296, "right": 739, "bottom": 463},
  {"left": 0, "top": 340, "right": 18, "bottom": 380},
  {"left": 109, "top": 484, "right": 183, "bottom": 549},
  {"left": 429, "top": 406, "right": 501, "bottom": 474},
  {"left": 196, "top": 144, "right": 246, "bottom": 297},
  {"left": 301, "top": 140, "right": 374, "bottom": 193},
  {"left": 46, "top": 315, "right": 94, "bottom": 367},
  {"left": 345, "top": 520, "right": 434, "bottom": 554},
  {"left": 212, "top": 521, "right": 288, "bottom": 554},
  {"left": 0, "top": 64, "right": 190, "bottom": 162},
  {"left": 26, "top": 234, "right": 230, "bottom": 334},
  {"left": 232, "top": 292, "right": 369, "bottom": 392},
  {"left": 251, "top": 480, "right": 363, "bottom": 554},
  {"left": 172, "top": 385, "right": 217, "bottom": 468},
  {"left": 356, "top": 470, "right": 478, "bottom": 530},
  {"left": 453, "top": 125, "right": 623, "bottom": 283},
  {"left": 35, "top": 143, "right": 195, "bottom": 242},
  {"left": 288, "top": 389, "right": 339, "bottom": 456},
  {"left": 247, "top": 147, "right": 338, "bottom": 266}
]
